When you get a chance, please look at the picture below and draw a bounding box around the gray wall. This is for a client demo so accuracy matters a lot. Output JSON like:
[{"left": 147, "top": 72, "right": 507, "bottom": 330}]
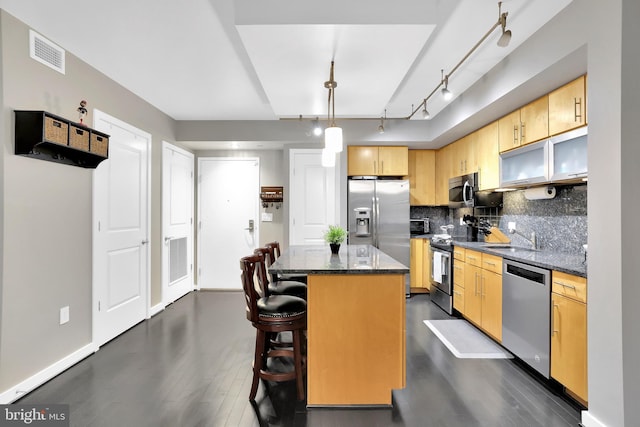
[{"left": 0, "top": 11, "right": 176, "bottom": 392}]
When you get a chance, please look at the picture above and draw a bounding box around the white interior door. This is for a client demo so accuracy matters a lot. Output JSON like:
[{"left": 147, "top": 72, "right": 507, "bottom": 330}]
[
  {"left": 198, "top": 157, "right": 259, "bottom": 289},
  {"left": 289, "top": 149, "right": 337, "bottom": 245},
  {"left": 93, "top": 110, "right": 150, "bottom": 347},
  {"left": 162, "top": 142, "right": 194, "bottom": 304}
]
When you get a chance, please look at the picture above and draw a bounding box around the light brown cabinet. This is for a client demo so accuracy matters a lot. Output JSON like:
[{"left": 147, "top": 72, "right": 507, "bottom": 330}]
[
  {"left": 551, "top": 271, "right": 588, "bottom": 404},
  {"left": 348, "top": 146, "right": 408, "bottom": 176},
  {"left": 549, "top": 75, "right": 587, "bottom": 136},
  {"left": 499, "top": 95, "right": 549, "bottom": 153},
  {"left": 475, "top": 122, "right": 500, "bottom": 190},
  {"left": 461, "top": 249, "right": 503, "bottom": 342},
  {"left": 450, "top": 134, "right": 477, "bottom": 176},
  {"left": 408, "top": 150, "right": 435, "bottom": 206},
  {"left": 435, "top": 145, "right": 452, "bottom": 206},
  {"left": 410, "top": 238, "right": 431, "bottom": 292}
]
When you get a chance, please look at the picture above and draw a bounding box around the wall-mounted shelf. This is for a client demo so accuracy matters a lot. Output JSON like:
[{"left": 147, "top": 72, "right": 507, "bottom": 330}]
[
  {"left": 15, "top": 110, "right": 110, "bottom": 169},
  {"left": 261, "top": 186, "right": 283, "bottom": 208}
]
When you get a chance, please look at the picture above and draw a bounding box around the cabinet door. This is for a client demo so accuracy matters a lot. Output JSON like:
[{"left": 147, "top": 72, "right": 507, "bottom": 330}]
[
  {"left": 549, "top": 75, "right": 587, "bottom": 135},
  {"left": 378, "top": 146, "right": 408, "bottom": 176},
  {"left": 408, "top": 150, "right": 435, "bottom": 205},
  {"left": 435, "top": 146, "right": 451, "bottom": 206},
  {"left": 481, "top": 270, "right": 502, "bottom": 342},
  {"left": 520, "top": 95, "right": 549, "bottom": 145},
  {"left": 422, "top": 240, "right": 433, "bottom": 289},
  {"left": 498, "top": 110, "right": 521, "bottom": 152},
  {"left": 348, "top": 146, "right": 378, "bottom": 176},
  {"left": 551, "top": 293, "right": 588, "bottom": 402},
  {"left": 410, "top": 239, "right": 423, "bottom": 288},
  {"left": 476, "top": 122, "right": 500, "bottom": 190},
  {"left": 464, "top": 264, "right": 482, "bottom": 327}
]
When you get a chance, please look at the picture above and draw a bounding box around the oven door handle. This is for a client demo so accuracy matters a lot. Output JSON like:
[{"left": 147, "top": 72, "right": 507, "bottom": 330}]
[{"left": 463, "top": 180, "right": 473, "bottom": 206}]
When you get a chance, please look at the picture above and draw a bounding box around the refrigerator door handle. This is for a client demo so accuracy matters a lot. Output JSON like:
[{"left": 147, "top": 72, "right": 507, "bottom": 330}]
[{"left": 373, "top": 196, "right": 379, "bottom": 247}]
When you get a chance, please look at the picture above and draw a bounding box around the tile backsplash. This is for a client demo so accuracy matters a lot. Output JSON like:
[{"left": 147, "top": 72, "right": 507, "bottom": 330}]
[{"left": 410, "top": 184, "right": 587, "bottom": 255}]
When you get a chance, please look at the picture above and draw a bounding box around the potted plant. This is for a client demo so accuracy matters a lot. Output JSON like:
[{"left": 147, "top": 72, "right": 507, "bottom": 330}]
[{"left": 324, "top": 225, "right": 347, "bottom": 254}]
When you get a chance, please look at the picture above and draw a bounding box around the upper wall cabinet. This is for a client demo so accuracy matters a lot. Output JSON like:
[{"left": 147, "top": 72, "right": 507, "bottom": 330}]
[
  {"left": 408, "top": 150, "right": 435, "bottom": 206},
  {"left": 15, "top": 110, "right": 109, "bottom": 168},
  {"left": 348, "top": 146, "right": 408, "bottom": 176},
  {"left": 499, "top": 95, "right": 549, "bottom": 153},
  {"left": 476, "top": 122, "right": 500, "bottom": 191},
  {"left": 548, "top": 75, "right": 587, "bottom": 136}
]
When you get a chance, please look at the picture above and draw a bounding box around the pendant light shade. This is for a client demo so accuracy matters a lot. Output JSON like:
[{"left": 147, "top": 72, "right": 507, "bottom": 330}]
[
  {"left": 321, "top": 147, "right": 336, "bottom": 167},
  {"left": 325, "top": 126, "right": 343, "bottom": 152}
]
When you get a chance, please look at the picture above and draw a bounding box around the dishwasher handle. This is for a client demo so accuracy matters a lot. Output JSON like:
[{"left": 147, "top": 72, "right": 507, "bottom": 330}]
[{"left": 505, "top": 263, "right": 546, "bottom": 285}]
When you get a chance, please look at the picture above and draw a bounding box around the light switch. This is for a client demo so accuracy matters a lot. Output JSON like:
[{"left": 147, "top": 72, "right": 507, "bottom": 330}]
[
  {"left": 261, "top": 212, "right": 273, "bottom": 222},
  {"left": 60, "top": 306, "right": 69, "bottom": 325}
]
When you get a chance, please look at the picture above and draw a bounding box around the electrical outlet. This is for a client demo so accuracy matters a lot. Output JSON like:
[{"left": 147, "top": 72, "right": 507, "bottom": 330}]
[
  {"left": 60, "top": 306, "right": 69, "bottom": 325},
  {"left": 261, "top": 212, "right": 273, "bottom": 222},
  {"left": 459, "top": 217, "right": 464, "bottom": 226},
  {"left": 508, "top": 221, "right": 516, "bottom": 231}
]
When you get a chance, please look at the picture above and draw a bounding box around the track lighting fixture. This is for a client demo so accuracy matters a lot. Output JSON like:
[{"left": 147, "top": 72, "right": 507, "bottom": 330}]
[
  {"left": 378, "top": 110, "right": 386, "bottom": 134},
  {"left": 421, "top": 99, "right": 430, "bottom": 119},
  {"left": 497, "top": 1, "right": 512, "bottom": 47},
  {"left": 324, "top": 61, "right": 343, "bottom": 153},
  {"left": 312, "top": 117, "right": 322, "bottom": 136},
  {"left": 441, "top": 70, "right": 452, "bottom": 101}
]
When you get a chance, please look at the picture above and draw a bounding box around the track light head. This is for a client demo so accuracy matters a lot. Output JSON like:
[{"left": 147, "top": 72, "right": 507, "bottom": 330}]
[
  {"left": 441, "top": 71, "right": 452, "bottom": 101},
  {"left": 421, "top": 99, "right": 430, "bottom": 119},
  {"left": 378, "top": 115, "right": 385, "bottom": 134},
  {"left": 312, "top": 117, "right": 323, "bottom": 136},
  {"left": 497, "top": 2, "right": 512, "bottom": 47}
]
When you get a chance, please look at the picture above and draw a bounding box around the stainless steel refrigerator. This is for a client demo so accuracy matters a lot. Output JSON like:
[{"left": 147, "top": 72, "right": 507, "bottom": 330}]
[{"left": 348, "top": 179, "right": 410, "bottom": 295}]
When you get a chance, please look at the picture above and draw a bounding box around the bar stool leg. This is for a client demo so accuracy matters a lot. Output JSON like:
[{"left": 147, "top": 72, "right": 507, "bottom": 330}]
[
  {"left": 250, "top": 329, "right": 265, "bottom": 401},
  {"left": 293, "top": 329, "right": 305, "bottom": 400}
]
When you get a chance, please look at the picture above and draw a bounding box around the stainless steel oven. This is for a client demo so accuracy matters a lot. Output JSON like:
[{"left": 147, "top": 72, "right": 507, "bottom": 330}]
[{"left": 430, "top": 244, "right": 453, "bottom": 314}]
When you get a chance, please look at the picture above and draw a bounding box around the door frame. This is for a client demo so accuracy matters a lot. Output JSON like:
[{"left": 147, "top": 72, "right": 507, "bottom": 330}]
[
  {"left": 92, "top": 109, "right": 152, "bottom": 347},
  {"left": 196, "top": 156, "right": 260, "bottom": 290},
  {"left": 162, "top": 141, "right": 195, "bottom": 305}
]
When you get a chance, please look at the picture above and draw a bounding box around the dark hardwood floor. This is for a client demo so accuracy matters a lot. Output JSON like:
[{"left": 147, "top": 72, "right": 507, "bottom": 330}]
[{"left": 18, "top": 291, "right": 582, "bottom": 426}]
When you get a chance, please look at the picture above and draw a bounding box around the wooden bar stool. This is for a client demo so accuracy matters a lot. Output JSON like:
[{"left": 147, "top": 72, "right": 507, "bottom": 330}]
[
  {"left": 255, "top": 247, "right": 307, "bottom": 300},
  {"left": 265, "top": 241, "right": 308, "bottom": 284},
  {"left": 240, "top": 252, "right": 307, "bottom": 401}
]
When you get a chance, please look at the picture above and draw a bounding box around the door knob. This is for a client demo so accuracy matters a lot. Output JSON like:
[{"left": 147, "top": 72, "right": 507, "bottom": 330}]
[
  {"left": 141, "top": 239, "right": 149, "bottom": 245},
  {"left": 244, "top": 219, "right": 254, "bottom": 232}
]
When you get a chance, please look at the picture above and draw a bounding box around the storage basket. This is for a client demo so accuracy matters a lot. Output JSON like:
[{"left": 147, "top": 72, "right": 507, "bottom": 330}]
[
  {"left": 69, "top": 125, "right": 90, "bottom": 151},
  {"left": 44, "top": 116, "right": 68, "bottom": 145}
]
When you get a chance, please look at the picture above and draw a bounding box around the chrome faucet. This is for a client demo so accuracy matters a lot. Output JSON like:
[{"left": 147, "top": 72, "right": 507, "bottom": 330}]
[{"left": 509, "top": 228, "right": 537, "bottom": 249}]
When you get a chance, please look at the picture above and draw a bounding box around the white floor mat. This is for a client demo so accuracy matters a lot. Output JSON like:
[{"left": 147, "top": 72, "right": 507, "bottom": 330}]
[{"left": 424, "top": 319, "right": 513, "bottom": 359}]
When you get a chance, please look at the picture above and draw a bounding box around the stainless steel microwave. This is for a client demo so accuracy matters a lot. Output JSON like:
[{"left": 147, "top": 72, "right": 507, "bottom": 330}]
[{"left": 448, "top": 172, "right": 503, "bottom": 208}]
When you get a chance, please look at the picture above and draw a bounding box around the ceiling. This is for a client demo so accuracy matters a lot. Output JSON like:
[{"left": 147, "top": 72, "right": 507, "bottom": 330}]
[{"left": 0, "top": 0, "right": 572, "bottom": 146}]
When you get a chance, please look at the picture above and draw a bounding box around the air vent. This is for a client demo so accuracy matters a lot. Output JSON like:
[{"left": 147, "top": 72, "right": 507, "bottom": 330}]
[{"left": 29, "top": 30, "right": 65, "bottom": 74}]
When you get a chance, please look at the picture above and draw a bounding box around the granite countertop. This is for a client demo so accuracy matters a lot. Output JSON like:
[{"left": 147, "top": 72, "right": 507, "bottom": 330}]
[
  {"left": 452, "top": 241, "right": 587, "bottom": 278},
  {"left": 269, "top": 244, "right": 409, "bottom": 275}
]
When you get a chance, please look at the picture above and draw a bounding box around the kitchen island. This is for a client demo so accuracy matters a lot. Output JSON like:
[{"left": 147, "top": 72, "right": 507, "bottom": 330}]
[{"left": 269, "top": 244, "right": 409, "bottom": 407}]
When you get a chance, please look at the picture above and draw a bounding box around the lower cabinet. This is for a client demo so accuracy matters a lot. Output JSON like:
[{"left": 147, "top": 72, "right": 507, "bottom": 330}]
[
  {"left": 410, "top": 239, "right": 431, "bottom": 292},
  {"left": 551, "top": 271, "right": 588, "bottom": 404},
  {"left": 462, "top": 249, "right": 503, "bottom": 342}
]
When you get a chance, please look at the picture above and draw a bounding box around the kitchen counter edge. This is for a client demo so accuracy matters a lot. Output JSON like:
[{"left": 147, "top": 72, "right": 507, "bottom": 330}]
[{"left": 452, "top": 241, "right": 587, "bottom": 278}]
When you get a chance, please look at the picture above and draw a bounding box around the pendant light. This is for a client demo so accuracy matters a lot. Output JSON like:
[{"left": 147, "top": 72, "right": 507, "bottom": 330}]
[
  {"left": 321, "top": 147, "right": 335, "bottom": 167},
  {"left": 497, "top": 1, "right": 512, "bottom": 47},
  {"left": 324, "top": 61, "right": 343, "bottom": 153}
]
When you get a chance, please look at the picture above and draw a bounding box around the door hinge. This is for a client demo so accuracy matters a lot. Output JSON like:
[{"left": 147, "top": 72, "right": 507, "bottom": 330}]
[
  {"left": 98, "top": 301, "right": 101, "bottom": 311},
  {"left": 198, "top": 268, "right": 201, "bottom": 277},
  {"left": 98, "top": 221, "right": 101, "bottom": 232},
  {"left": 190, "top": 264, "right": 193, "bottom": 272}
]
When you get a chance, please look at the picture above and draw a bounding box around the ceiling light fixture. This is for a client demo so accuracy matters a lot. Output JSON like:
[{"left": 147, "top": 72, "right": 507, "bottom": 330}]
[
  {"left": 497, "top": 1, "right": 512, "bottom": 47},
  {"left": 441, "top": 70, "right": 453, "bottom": 101},
  {"left": 312, "top": 117, "right": 323, "bottom": 136},
  {"left": 324, "top": 61, "right": 343, "bottom": 153},
  {"left": 421, "top": 99, "right": 430, "bottom": 119},
  {"left": 378, "top": 110, "right": 386, "bottom": 134}
]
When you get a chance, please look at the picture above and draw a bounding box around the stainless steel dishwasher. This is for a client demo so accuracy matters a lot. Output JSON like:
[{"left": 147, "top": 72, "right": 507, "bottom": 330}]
[{"left": 502, "top": 259, "right": 551, "bottom": 378}]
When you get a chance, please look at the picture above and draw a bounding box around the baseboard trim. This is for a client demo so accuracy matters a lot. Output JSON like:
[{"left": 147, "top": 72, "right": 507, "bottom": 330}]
[
  {"left": 149, "top": 302, "right": 165, "bottom": 317},
  {"left": 582, "top": 410, "right": 607, "bottom": 427},
  {"left": 0, "top": 343, "right": 97, "bottom": 404}
]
